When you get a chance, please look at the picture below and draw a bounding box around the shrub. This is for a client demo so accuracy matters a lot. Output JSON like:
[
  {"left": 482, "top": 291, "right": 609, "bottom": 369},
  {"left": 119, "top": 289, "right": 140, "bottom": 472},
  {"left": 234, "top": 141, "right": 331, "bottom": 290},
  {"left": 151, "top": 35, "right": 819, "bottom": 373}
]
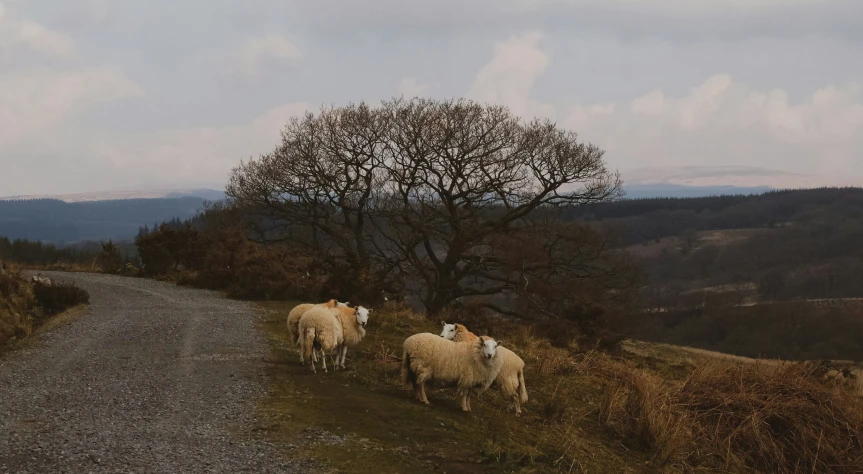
[
  {"left": 32, "top": 281, "right": 90, "bottom": 315},
  {"left": 135, "top": 223, "right": 205, "bottom": 275},
  {"left": 197, "top": 227, "right": 325, "bottom": 300},
  {"left": 95, "top": 240, "right": 123, "bottom": 273}
]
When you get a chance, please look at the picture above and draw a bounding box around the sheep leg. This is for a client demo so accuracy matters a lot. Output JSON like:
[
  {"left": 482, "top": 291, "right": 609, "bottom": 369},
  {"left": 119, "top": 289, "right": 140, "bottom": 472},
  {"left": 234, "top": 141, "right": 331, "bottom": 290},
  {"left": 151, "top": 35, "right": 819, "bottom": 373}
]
[
  {"left": 320, "top": 350, "right": 328, "bottom": 372},
  {"left": 412, "top": 381, "right": 423, "bottom": 402},
  {"left": 330, "top": 350, "right": 339, "bottom": 370},
  {"left": 512, "top": 395, "right": 521, "bottom": 416},
  {"left": 331, "top": 345, "right": 341, "bottom": 370},
  {"left": 414, "top": 371, "right": 432, "bottom": 405},
  {"left": 339, "top": 346, "right": 348, "bottom": 369},
  {"left": 419, "top": 382, "right": 430, "bottom": 405},
  {"left": 459, "top": 390, "right": 470, "bottom": 412}
]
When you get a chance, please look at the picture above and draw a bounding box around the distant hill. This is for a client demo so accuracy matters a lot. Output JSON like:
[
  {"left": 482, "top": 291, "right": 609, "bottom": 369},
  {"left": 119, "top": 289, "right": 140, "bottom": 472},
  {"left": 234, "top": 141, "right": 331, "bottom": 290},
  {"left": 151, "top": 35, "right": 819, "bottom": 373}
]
[
  {"left": 623, "top": 183, "right": 771, "bottom": 199},
  {"left": 570, "top": 186, "right": 863, "bottom": 361},
  {"left": 0, "top": 197, "right": 211, "bottom": 243},
  {"left": 619, "top": 165, "right": 860, "bottom": 198},
  {"left": 0, "top": 188, "right": 225, "bottom": 203}
]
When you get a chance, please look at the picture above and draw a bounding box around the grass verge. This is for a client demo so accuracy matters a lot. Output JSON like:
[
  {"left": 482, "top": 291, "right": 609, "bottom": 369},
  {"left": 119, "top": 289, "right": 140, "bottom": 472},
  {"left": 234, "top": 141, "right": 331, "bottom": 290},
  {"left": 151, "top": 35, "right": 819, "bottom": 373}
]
[
  {"left": 0, "top": 305, "right": 90, "bottom": 358},
  {"left": 254, "top": 301, "right": 863, "bottom": 473},
  {"left": 255, "top": 301, "right": 649, "bottom": 473}
]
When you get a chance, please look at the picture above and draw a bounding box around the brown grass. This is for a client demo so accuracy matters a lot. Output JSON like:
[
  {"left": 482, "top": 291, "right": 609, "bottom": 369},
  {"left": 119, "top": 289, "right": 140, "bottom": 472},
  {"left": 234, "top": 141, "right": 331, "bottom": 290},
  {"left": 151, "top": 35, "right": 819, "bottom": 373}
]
[
  {"left": 0, "top": 264, "right": 37, "bottom": 344},
  {"left": 1, "top": 263, "right": 91, "bottom": 347},
  {"left": 255, "top": 300, "right": 645, "bottom": 473},
  {"left": 588, "top": 353, "right": 863, "bottom": 473},
  {"left": 251, "top": 300, "right": 863, "bottom": 473}
]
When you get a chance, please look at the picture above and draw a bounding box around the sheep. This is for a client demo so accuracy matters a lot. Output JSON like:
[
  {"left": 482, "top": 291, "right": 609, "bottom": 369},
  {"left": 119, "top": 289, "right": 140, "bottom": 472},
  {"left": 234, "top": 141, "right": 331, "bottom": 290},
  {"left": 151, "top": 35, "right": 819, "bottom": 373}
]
[
  {"left": 332, "top": 305, "right": 370, "bottom": 369},
  {"left": 286, "top": 299, "right": 347, "bottom": 362},
  {"left": 440, "top": 321, "right": 529, "bottom": 416},
  {"left": 439, "top": 322, "right": 476, "bottom": 342},
  {"left": 30, "top": 273, "right": 52, "bottom": 286},
  {"left": 401, "top": 333, "right": 503, "bottom": 412},
  {"left": 297, "top": 306, "right": 346, "bottom": 373}
]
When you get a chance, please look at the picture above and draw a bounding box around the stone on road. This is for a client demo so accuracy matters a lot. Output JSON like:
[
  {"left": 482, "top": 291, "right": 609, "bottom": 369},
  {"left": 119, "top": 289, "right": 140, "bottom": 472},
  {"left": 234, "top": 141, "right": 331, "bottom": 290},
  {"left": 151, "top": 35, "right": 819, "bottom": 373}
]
[{"left": 0, "top": 272, "right": 298, "bottom": 473}]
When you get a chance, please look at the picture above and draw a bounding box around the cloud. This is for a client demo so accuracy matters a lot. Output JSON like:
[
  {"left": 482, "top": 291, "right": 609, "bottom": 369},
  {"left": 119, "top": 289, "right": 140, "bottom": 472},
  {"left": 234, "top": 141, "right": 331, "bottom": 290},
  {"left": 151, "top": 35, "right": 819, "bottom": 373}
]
[
  {"left": 562, "top": 75, "right": 863, "bottom": 176},
  {"left": 41, "top": 102, "right": 310, "bottom": 192},
  {"left": 0, "top": 67, "right": 144, "bottom": 147},
  {"left": 234, "top": 34, "right": 301, "bottom": 76},
  {"left": 0, "top": 2, "right": 77, "bottom": 60},
  {"left": 84, "top": 0, "right": 111, "bottom": 22},
  {"left": 397, "top": 77, "right": 430, "bottom": 98},
  {"left": 288, "top": 0, "right": 863, "bottom": 42},
  {"left": 467, "top": 31, "right": 555, "bottom": 119}
]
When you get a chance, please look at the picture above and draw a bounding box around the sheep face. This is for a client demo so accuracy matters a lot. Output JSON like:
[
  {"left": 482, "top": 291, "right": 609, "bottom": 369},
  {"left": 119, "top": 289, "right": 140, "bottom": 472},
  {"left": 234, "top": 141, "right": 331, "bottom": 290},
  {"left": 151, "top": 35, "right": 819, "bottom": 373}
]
[
  {"left": 356, "top": 306, "right": 370, "bottom": 327},
  {"left": 478, "top": 336, "right": 499, "bottom": 360},
  {"left": 440, "top": 322, "right": 457, "bottom": 340}
]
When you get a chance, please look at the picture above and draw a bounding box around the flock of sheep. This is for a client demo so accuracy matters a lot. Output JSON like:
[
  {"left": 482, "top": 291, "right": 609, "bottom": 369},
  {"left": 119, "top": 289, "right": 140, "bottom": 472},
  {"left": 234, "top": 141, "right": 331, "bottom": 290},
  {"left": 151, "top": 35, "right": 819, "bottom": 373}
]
[{"left": 286, "top": 300, "right": 529, "bottom": 415}]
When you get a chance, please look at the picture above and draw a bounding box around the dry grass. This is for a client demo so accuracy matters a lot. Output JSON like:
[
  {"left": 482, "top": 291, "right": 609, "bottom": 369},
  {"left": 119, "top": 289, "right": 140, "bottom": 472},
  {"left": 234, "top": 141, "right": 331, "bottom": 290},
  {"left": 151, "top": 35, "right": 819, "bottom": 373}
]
[
  {"left": 252, "top": 300, "right": 863, "bottom": 473},
  {"left": 25, "top": 261, "right": 99, "bottom": 273},
  {"left": 0, "top": 264, "right": 37, "bottom": 344},
  {"left": 1, "top": 263, "right": 91, "bottom": 347},
  {"left": 256, "top": 300, "right": 646, "bottom": 473},
  {"left": 587, "top": 353, "right": 863, "bottom": 473}
]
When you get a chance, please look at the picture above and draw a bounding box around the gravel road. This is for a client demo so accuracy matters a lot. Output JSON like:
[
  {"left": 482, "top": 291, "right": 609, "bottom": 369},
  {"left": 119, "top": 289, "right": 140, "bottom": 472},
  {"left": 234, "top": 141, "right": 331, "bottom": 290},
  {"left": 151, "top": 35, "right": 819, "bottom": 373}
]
[{"left": 0, "top": 272, "right": 300, "bottom": 473}]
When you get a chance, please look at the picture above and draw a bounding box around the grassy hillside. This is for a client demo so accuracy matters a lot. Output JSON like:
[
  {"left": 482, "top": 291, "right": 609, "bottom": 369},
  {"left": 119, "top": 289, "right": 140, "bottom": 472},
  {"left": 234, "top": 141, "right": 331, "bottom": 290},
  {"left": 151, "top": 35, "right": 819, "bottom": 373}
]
[{"left": 256, "top": 301, "right": 863, "bottom": 473}]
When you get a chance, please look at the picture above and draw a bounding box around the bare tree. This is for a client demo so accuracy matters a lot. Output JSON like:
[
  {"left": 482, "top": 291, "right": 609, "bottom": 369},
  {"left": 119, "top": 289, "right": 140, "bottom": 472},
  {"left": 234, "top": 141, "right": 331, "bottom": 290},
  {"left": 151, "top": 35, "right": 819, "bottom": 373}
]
[
  {"left": 227, "top": 98, "right": 625, "bottom": 313},
  {"left": 377, "top": 98, "right": 622, "bottom": 314},
  {"left": 227, "top": 103, "right": 401, "bottom": 300}
]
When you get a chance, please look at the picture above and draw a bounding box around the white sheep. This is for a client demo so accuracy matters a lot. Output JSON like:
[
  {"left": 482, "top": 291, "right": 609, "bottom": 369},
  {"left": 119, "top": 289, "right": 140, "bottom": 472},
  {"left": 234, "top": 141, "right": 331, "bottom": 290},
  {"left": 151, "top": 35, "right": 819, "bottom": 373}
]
[
  {"left": 440, "top": 322, "right": 529, "bottom": 416},
  {"left": 332, "top": 306, "right": 370, "bottom": 369},
  {"left": 286, "top": 299, "right": 347, "bottom": 362},
  {"left": 297, "top": 306, "right": 346, "bottom": 373},
  {"left": 30, "top": 273, "right": 52, "bottom": 286},
  {"left": 401, "top": 333, "right": 503, "bottom": 412}
]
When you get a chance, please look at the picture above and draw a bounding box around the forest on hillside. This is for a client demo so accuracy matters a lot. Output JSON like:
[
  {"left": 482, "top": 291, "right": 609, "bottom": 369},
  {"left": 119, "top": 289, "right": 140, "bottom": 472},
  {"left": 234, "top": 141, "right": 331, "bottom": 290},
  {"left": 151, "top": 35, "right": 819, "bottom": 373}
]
[{"left": 578, "top": 187, "right": 863, "bottom": 360}]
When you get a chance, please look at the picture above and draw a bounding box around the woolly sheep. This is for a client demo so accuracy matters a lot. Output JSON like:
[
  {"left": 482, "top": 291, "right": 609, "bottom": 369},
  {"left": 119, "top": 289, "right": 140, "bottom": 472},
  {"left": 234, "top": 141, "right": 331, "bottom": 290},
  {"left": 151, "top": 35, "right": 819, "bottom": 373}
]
[
  {"left": 297, "top": 306, "right": 345, "bottom": 373},
  {"left": 440, "top": 322, "right": 529, "bottom": 416},
  {"left": 401, "top": 333, "right": 503, "bottom": 412},
  {"left": 332, "top": 306, "right": 370, "bottom": 369},
  {"left": 439, "top": 322, "right": 476, "bottom": 342},
  {"left": 286, "top": 299, "right": 347, "bottom": 362},
  {"left": 30, "top": 273, "right": 52, "bottom": 286}
]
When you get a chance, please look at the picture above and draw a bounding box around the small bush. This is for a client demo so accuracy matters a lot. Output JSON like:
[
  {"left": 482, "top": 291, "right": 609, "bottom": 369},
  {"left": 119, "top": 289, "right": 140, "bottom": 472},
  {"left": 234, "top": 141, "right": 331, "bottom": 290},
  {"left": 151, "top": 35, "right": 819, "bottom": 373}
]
[
  {"left": 95, "top": 240, "right": 123, "bottom": 273},
  {"left": 32, "top": 281, "right": 90, "bottom": 315}
]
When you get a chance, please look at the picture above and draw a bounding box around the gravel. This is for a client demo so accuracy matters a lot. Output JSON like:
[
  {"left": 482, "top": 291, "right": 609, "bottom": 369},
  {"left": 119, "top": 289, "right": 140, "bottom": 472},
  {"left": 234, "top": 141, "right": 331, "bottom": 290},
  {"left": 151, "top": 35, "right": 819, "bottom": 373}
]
[{"left": 0, "top": 272, "right": 301, "bottom": 473}]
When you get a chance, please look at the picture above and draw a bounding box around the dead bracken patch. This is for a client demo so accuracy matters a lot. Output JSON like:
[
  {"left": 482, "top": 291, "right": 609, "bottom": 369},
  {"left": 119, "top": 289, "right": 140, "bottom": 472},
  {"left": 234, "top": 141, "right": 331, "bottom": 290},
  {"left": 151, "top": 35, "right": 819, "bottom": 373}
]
[{"left": 589, "top": 354, "right": 863, "bottom": 473}]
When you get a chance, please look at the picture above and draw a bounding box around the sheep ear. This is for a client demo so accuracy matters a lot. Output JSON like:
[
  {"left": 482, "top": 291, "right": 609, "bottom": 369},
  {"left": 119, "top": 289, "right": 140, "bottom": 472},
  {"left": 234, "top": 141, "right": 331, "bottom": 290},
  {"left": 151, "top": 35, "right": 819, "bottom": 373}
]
[
  {"left": 495, "top": 341, "right": 501, "bottom": 347},
  {"left": 441, "top": 321, "right": 446, "bottom": 326}
]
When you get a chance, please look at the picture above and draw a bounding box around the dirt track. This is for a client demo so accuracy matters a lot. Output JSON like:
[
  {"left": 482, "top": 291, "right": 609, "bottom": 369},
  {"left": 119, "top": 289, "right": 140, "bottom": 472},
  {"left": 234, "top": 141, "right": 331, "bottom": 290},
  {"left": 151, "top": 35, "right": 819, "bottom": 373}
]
[{"left": 0, "top": 272, "right": 299, "bottom": 473}]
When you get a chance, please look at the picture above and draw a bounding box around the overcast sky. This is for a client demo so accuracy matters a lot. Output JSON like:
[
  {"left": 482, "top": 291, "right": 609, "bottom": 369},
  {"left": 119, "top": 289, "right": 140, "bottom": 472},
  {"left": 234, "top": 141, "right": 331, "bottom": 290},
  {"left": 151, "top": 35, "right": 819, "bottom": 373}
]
[{"left": 2, "top": 0, "right": 862, "bottom": 195}]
